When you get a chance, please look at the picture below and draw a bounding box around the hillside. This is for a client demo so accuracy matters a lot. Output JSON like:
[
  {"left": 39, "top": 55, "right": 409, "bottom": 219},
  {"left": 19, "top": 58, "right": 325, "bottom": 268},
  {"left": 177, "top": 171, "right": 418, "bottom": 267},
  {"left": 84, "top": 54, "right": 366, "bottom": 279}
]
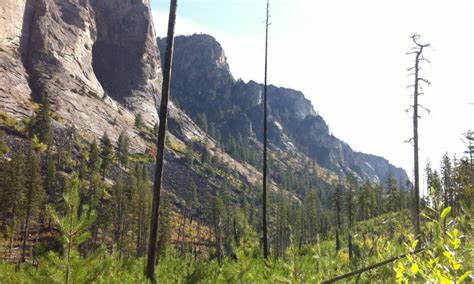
[
  {"left": 158, "top": 34, "right": 409, "bottom": 186},
  {"left": 1, "top": 1, "right": 473, "bottom": 283},
  {"left": 1, "top": 1, "right": 408, "bottom": 211}
]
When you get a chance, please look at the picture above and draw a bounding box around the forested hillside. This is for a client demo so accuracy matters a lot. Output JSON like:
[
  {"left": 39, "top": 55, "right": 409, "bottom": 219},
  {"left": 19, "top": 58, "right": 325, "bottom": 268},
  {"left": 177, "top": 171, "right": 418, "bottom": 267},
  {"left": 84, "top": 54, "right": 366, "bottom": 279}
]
[{"left": 0, "top": 0, "right": 473, "bottom": 282}]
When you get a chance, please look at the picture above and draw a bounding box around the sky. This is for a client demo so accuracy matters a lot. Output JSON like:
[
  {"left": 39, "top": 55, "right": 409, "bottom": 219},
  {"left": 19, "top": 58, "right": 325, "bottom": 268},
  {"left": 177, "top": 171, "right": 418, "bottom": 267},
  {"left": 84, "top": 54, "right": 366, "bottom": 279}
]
[{"left": 150, "top": 0, "right": 474, "bottom": 192}]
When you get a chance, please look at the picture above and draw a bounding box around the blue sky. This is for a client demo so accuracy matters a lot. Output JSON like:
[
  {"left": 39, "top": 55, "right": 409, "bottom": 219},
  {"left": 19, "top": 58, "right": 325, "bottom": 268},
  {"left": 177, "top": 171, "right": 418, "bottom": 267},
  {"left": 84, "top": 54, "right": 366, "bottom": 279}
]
[
  {"left": 152, "top": 1, "right": 266, "bottom": 35},
  {"left": 150, "top": 0, "right": 474, "bottom": 191}
]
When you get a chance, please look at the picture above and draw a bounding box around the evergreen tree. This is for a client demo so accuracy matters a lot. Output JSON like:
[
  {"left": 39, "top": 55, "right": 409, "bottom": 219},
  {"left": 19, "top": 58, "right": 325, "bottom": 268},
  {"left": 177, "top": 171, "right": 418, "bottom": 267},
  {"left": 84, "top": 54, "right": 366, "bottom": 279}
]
[
  {"left": 0, "top": 130, "right": 8, "bottom": 157},
  {"left": 99, "top": 133, "right": 113, "bottom": 179},
  {"left": 386, "top": 176, "right": 400, "bottom": 212},
  {"left": 0, "top": 130, "right": 10, "bottom": 217},
  {"left": 346, "top": 176, "right": 356, "bottom": 260},
  {"left": 116, "top": 132, "right": 129, "bottom": 168},
  {"left": 463, "top": 130, "right": 473, "bottom": 173},
  {"left": 30, "top": 96, "right": 53, "bottom": 145},
  {"left": 135, "top": 113, "right": 144, "bottom": 129},
  {"left": 213, "top": 189, "right": 225, "bottom": 262},
  {"left": 157, "top": 193, "right": 171, "bottom": 260},
  {"left": 21, "top": 145, "right": 45, "bottom": 262},
  {"left": 185, "top": 144, "right": 194, "bottom": 167},
  {"left": 36, "top": 173, "right": 109, "bottom": 283},
  {"left": 111, "top": 174, "right": 127, "bottom": 256},
  {"left": 88, "top": 139, "right": 101, "bottom": 174},
  {"left": 441, "top": 153, "right": 453, "bottom": 207},
  {"left": 332, "top": 183, "right": 343, "bottom": 252},
  {"left": 44, "top": 152, "right": 59, "bottom": 228},
  {"left": 196, "top": 113, "right": 209, "bottom": 133},
  {"left": 3, "top": 150, "right": 26, "bottom": 254}
]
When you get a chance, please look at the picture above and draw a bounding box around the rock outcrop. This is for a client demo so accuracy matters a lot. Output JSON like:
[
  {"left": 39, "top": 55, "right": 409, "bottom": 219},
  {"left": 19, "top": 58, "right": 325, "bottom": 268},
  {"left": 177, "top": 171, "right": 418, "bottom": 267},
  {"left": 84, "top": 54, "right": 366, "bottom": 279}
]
[
  {"left": 0, "top": 0, "right": 287, "bottom": 204},
  {"left": 159, "top": 34, "right": 410, "bottom": 186},
  {"left": 0, "top": 0, "right": 34, "bottom": 119},
  {"left": 1, "top": 0, "right": 162, "bottom": 150},
  {"left": 0, "top": 1, "right": 409, "bottom": 206}
]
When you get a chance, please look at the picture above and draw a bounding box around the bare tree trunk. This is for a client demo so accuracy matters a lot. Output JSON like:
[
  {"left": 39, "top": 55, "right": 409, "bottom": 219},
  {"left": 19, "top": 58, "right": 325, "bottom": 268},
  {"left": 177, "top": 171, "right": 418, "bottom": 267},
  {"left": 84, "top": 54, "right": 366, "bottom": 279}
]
[
  {"left": 146, "top": 1, "right": 178, "bottom": 281},
  {"left": 262, "top": 0, "right": 270, "bottom": 260},
  {"left": 408, "top": 34, "right": 430, "bottom": 245}
]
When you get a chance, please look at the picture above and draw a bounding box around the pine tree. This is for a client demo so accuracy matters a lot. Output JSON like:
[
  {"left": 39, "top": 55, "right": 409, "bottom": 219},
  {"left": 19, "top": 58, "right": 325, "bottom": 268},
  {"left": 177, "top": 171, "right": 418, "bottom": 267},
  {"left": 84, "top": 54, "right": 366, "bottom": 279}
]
[
  {"left": 21, "top": 145, "right": 45, "bottom": 262},
  {"left": 156, "top": 193, "right": 171, "bottom": 260},
  {"left": 333, "top": 183, "right": 343, "bottom": 252},
  {"left": 4, "top": 150, "right": 26, "bottom": 254},
  {"left": 35, "top": 173, "right": 110, "bottom": 283},
  {"left": 213, "top": 189, "right": 225, "bottom": 262},
  {"left": 99, "top": 132, "right": 113, "bottom": 179},
  {"left": 112, "top": 174, "right": 127, "bottom": 256},
  {"left": 386, "top": 176, "right": 400, "bottom": 212},
  {"left": 0, "top": 130, "right": 10, "bottom": 218},
  {"left": 441, "top": 153, "right": 453, "bottom": 207},
  {"left": 346, "top": 176, "right": 356, "bottom": 260},
  {"left": 135, "top": 113, "right": 144, "bottom": 129},
  {"left": 0, "top": 130, "right": 8, "bottom": 157},
  {"left": 185, "top": 144, "right": 194, "bottom": 167},
  {"left": 116, "top": 132, "right": 129, "bottom": 168},
  {"left": 44, "top": 151, "right": 59, "bottom": 229},
  {"left": 88, "top": 139, "right": 101, "bottom": 174},
  {"left": 462, "top": 130, "right": 473, "bottom": 182},
  {"left": 30, "top": 96, "right": 53, "bottom": 145}
]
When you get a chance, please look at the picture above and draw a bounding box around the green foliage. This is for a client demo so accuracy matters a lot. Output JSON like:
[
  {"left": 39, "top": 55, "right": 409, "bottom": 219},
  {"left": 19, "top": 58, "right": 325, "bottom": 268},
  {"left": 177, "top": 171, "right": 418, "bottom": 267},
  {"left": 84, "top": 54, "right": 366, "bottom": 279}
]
[
  {"left": 28, "top": 97, "right": 53, "bottom": 145},
  {"left": 30, "top": 135, "right": 47, "bottom": 152},
  {"left": 0, "top": 130, "right": 9, "bottom": 157},
  {"left": 31, "top": 173, "right": 110, "bottom": 283},
  {"left": 0, "top": 111, "right": 24, "bottom": 133},
  {"left": 116, "top": 131, "right": 129, "bottom": 168},
  {"left": 99, "top": 132, "right": 113, "bottom": 178},
  {"left": 395, "top": 203, "right": 473, "bottom": 283},
  {"left": 135, "top": 113, "right": 144, "bottom": 129},
  {"left": 24, "top": 145, "right": 45, "bottom": 217}
]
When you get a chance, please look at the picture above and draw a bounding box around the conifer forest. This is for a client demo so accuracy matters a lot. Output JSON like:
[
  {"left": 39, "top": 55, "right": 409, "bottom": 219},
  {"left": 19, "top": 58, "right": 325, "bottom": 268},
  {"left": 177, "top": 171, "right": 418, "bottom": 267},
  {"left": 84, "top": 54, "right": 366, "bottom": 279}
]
[{"left": 0, "top": 0, "right": 473, "bottom": 283}]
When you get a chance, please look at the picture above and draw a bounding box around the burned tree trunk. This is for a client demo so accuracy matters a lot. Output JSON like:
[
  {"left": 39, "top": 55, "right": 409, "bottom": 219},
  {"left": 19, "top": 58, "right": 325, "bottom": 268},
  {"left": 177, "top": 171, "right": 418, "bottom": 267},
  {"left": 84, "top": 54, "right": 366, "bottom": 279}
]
[
  {"left": 406, "top": 34, "right": 430, "bottom": 244},
  {"left": 146, "top": 0, "right": 178, "bottom": 282},
  {"left": 262, "top": 0, "right": 270, "bottom": 259}
]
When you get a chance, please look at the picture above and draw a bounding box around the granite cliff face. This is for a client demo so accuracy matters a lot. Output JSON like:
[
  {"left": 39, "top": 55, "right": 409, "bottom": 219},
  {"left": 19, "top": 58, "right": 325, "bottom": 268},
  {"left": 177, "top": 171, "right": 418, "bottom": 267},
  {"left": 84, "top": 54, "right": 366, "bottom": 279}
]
[
  {"left": 0, "top": 0, "right": 34, "bottom": 119},
  {"left": 0, "top": 1, "right": 409, "bottom": 206},
  {"left": 159, "top": 34, "right": 410, "bottom": 185},
  {"left": 1, "top": 0, "right": 160, "bottom": 149},
  {"left": 0, "top": 0, "right": 283, "bottom": 206}
]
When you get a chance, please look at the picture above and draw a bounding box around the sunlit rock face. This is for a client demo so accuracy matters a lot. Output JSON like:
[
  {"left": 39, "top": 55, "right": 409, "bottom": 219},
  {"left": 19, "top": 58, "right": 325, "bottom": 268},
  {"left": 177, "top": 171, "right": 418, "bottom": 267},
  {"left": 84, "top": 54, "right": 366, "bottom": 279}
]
[
  {"left": 160, "top": 34, "right": 410, "bottom": 186},
  {"left": 0, "top": 0, "right": 163, "bottom": 149}
]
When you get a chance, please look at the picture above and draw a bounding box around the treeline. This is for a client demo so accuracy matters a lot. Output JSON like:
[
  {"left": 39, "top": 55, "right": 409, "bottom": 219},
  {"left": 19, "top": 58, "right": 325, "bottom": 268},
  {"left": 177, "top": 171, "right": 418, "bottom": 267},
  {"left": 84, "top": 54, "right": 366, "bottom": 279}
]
[
  {"left": 0, "top": 98, "right": 472, "bottom": 269},
  {"left": 0, "top": 99, "right": 162, "bottom": 262},
  {"left": 424, "top": 149, "right": 473, "bottom": 213}
]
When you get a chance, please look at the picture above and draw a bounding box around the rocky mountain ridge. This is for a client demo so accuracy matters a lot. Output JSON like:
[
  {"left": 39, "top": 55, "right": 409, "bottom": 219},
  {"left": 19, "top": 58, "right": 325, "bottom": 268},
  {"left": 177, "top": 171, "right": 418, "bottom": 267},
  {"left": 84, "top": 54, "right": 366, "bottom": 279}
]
[
  {"left": 1, "top": 0, "right": 301, "bottom": 212},
  {"left": 1, "top": 0, "right": 409, "bottom": 210},
  {"left": 158, "top": 34, "right": 409, "bottom": 186}
]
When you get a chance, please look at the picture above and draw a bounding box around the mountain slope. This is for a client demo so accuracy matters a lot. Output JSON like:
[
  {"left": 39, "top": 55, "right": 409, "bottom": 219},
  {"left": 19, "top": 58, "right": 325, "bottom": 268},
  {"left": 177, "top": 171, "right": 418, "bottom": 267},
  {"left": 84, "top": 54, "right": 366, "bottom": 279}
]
[
  {"left": 158, "top": 34, "right": 409, "bottom": 186},
  {"left": 1, "top": 0, "right": 408, "bottom": 212},
  {"left": 0, "top": 0, "right": 293, "bottom": 211}
]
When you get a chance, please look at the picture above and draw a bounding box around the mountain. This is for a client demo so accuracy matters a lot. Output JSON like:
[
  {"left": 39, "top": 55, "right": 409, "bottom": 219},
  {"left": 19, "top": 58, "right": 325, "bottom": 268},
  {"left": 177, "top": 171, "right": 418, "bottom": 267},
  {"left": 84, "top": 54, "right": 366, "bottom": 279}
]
[
  {"left": 158, "top": 34, "right": 409, "bottom": 186},
  {"left": 0, "top": 0, "right": 288, "bottom": 210},
  {"left": 0, "top": 0, "right": 408, "bottom": 211}
]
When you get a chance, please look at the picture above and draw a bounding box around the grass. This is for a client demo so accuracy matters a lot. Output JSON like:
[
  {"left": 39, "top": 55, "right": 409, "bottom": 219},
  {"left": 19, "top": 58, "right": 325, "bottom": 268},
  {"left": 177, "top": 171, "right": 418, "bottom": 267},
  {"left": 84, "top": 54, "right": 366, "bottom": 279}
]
[{"left": 1, "top": 208, "right": 472, "bottom": 283}]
